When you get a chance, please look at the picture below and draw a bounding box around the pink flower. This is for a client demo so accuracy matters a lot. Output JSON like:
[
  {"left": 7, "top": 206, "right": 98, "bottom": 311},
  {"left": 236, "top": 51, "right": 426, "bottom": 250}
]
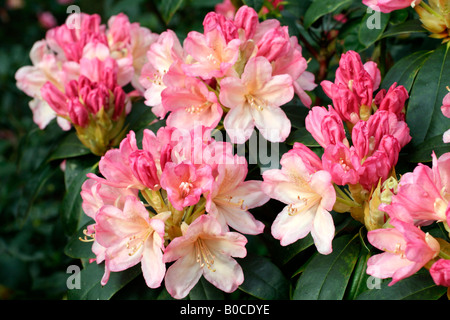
[
  {"left": 220, "top": 56, "right": 294, "bottom": 143},
  {"left": 305, "top": 106, "right": 348, "bottom": 148},
  {"left": 206, "top": 153, "right": 269, "bottom": 235},
  {"left": 366, "top": 218, "right": 440, "bottom": 286},
  {"left": 182, "top": 27, "right": 240, "bottom": 79},
  {"left": 95, "top": 196, "right": 167, "bottom": 288},
  {"left": 322, "top": 142, "right": 361, "bottom": 186},
  {"left": 160, "top": 162, "right": 214, "bottom": 211},
  {"left": 215, "top": 0, "right": 236, "bottom": 19},
  {"left": 374, "top": 83, "right": 409, "bottom": 121},
  {"left": 162, "top": 75, "right": 223, "bottom": 130},
  {"left": 384, "top": 152, "right": 450, "bottom": 227},
  {"left": 430, "top": 259, "right": 450, "bottom": 287},
  {"left": 262, "top": 145, "right": 336, "bottom": 254},
  {"left": 363, "top": 0, "right": 422, "bottom": 13},
  {"left": 87, "top": 131, "right": 146, "bottom": 189},
  {"left": 139, "top": 30, "right": 185, "bottom": 118},
  {"left": 163, "top": 215, "right": 247, "bottom": 299}
]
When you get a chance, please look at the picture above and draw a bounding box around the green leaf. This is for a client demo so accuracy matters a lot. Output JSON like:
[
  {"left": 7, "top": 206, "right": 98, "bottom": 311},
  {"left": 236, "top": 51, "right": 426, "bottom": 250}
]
[
  {"left": 64, "top": 222, "right": 96, "bottom": 259},
  {"left": 359, "top": 12, "right": 390, "bottom": 48},
  {"left": 407, "top": 43, "right": 450, "bottom": 147},
  {"left": 344, "top": 247, "right": 372, "bottom": 300},
  {"left": 381, "top": 50, "right": 432, "bottom": 92},
  {"left": 239, "top": 254, "right": 290, "bottom": 300},
  {"left": 47, "top": 133, "right": 91, "bottom": 162},
  {"left": 293, "top": 234, "right": 361, "bottom": 300},
  {"left": 61, "top": 156, "right": 98, "bottom": 236},
  {"left": 285, "top": 127, "right": 320, "bottom": 147},
  {"left": 243, "top": 0, "right": 264, "bottom": 12},
  {"left": 125, "top": 101, "right": 158, "bottom": 134},
  {"left": 157, "top": 0, "right": 184, "bottom": 25},
  {"left": 189, "top": 277, "right": 225, "bottom": 300},
  {"left": 381, "top": 19, "right": 427, "bottom": 39},
  {"left": 356, "top": 270, "right": 447, "bottom": 300},
  {"left": 409, "top": 134, "right": 450, "bottom": 163},
  {"left": 303, "top": 0, "right": 354, "bottom": 29},
  {"left": 67, "top": 262, "right": 142, "bottom": 300},
  {"left": 283, "top": 103, "right": 310, "bottom": 129}
]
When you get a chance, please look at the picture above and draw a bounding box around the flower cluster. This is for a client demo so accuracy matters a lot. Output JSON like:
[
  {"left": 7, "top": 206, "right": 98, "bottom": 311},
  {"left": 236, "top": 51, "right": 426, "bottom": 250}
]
[
  {"left": 139, "top": 5, "right": 316, "bottom": 144},
  {"left": 262, "top": 50, "right": 412, "bottom": 254},
  {"left": 15, "top": 13, "right": 157, "bottom": 155},
  {"left": 80, "top": 126, "right": 269, "bottom": 299},
  {"left": 366, "top": 151, "right": 450, "bottom": 287}
]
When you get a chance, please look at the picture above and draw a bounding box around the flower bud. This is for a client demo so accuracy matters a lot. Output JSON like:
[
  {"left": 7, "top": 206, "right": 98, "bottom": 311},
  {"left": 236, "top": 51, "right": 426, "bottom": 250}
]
[{"left": 129, "top": 150, "right": 160, "bottom": 190}]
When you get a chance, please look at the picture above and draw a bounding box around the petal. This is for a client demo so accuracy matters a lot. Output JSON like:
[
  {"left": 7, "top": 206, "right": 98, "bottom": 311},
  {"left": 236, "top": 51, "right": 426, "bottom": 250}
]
[
  {"left": 250, "top": 105, "right": 291, "bottom": 143},
  {"left": 223, "top": 105, "right": 254, "bottom": 144},
  {"left": 202, "top": 253, "right": 244, "bottom": 293},
  {"left": 271, "top": 205, "right": 315, "bottom": 246},
  {"left": 310, "top": 206, "right": 335, "bottom": 255},
  {"left": 164, "top": 252, "right": 203, "bottom": 299},
  {"left": 141, "top": 234, "right": 165, "bottom": 288}
]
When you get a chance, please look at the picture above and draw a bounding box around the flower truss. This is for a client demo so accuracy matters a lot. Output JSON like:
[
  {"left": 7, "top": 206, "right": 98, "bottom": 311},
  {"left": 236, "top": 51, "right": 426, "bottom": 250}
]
[{"left": 13, "top": 0, "right": 450, "bottom": 300}]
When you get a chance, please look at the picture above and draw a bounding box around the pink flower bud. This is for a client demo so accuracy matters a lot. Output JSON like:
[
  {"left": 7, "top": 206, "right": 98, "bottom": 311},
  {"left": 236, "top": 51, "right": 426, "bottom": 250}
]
[
  {"left": 129, "top": 150, "right": 160, "bottom": 190},
  {"left": 378, "top": 83, "right": 408, "bottom": 120},
  {"left": 305, "top": 106, "right": 348, "bottom": 148},
  {"left": 256, "top": 26, "right": 290, "bottom": 62},
  {"left": 363, "top": 0, "right": 422, "bottom": 13},
  {"left": 322, "top": 143, "right": 360, "bottom": 186},
  {"left": 233, "top": 5, "right": 258, "bottom": 40},
  {"left": 430, "top": 259, "right": 450, "bottom": 287},
  {"left": 113, "top": 86, "right": 126, "bottom": 120},
  {"left": 41, "top": 81, "right": 67, "bottom": 115},
  {"left": 68, "top": 98, "right": 89, "bottom": 127}
]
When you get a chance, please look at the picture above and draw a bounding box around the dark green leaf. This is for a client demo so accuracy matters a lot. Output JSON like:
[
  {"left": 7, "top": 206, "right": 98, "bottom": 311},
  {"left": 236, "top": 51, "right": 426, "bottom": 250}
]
[
  {"left": 67, "top": 262, "right": 141, "bottom": 300},
  {"left": 381, "top": 19, "right": 427, "bottom": 39},
  {"left": 285, "top": 127, "right": 320, "bottom": 147},
  {"left": 359, "top": 12, "right": 390, "bottom": 48},
  {"left": 407, "top": 43, "right": 450, "bottom": 147},
  {"left": 61, "top": 156, "right": 98, "bottom": 236},
  {"left": 239, "top": 254, "right": 290, "bottom": 300},
  {"left": 157, "top": 0, "right": 184, "bottom": 25},
  {"left": 381, "top": 50, "right": 432, "bottom": 92},
  {"left": 64, "top": 222, "right": 96, "bottom": 259},
  {"left": 243, "top": 0, "right": 264, "bottom": 12},
  {"left": 293, "top": 234, "right": 361, "bottom": 300},
  {"left": 303, "top": 0, "right": 354, "bottom": 29},
  {"left": 356, "top": 270, "right": 447, "bottom": 300},
  {"left": 409, "top": 134, "right": 450, "bottom": 163},
  {"left": 47, "top": 133, "right": 91, "bottom": 162},
  {"left": 344, "top": 247, "right": 372, "bottom": 300},
  {"left": 189, "top": 277, "right": 225, "bottom": 300}
]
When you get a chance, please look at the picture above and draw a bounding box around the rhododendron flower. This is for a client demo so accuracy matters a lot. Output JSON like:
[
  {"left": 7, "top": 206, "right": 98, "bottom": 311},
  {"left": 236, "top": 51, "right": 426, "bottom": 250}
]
[
  {"left": 206, "top": 153, "right": 269, "bottom": 235},
  {"left": 139, "top": 30, "right": 185, "bottom": 118},
  {"left": 381, "top": 152, "right": 450, "bottom": 229},
  {"left": 163, "top": 215, "right": 247, "bottom": 299},
  {"left": 160, "top": 162, "right": 214, "bottom": 211},
  {"left": 220, "top": 56, "right": 294, "bottom": 143},
  {"left": 262, "top": 143, "right": 336, "bottom": 254},
  {"left": 95, "top": 196, "right": 168, "bottom": 288},
  {"left": 366, "top": 218, "right": 440, "bottom": 286},
  {"left": 430, "top": 259, "right": 450, "bottom": 287},
  {"left": 182, "top": 27, "right": 241, "bottom": 79},
  {"left": 363, "top": 0, "right": 422, "bottom": 13},
  {"left": 305, "top": 106, "right": 349, "bottom": 148},
  {"left": 322, "top": 142, "right": 360, "bottom": 186}
]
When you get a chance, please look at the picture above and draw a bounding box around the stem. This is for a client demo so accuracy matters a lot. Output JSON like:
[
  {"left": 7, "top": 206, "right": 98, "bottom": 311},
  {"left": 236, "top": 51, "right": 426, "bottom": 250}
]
[
  {"left": 419, "top": 1, "right": 442, "bottom": 18},
  {"left": 439, "top": 250, "right": 450, "bottom": 260}
]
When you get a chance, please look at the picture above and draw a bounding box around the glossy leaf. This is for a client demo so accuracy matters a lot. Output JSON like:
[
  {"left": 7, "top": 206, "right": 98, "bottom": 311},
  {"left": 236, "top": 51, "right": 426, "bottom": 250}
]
[
  {"left": 64, "top": 222, "right": 96, "bottom": 260},
  {"left": 356, "top": 270, "right": 447, "bottom": 300},
  {"left": 157, "top": 0, "right": 184, "bottom": 25},
  {"left": 67, "top": 262, "right": 142, "bottom": 300},
  {"left": 239, "top": 253, "right": 290, "bottom": 300},
  {"left": 409, "top": 134, "right": 450, "bottom": 163},
  {"left": 359, "top": 12, "right": 390, "bottom": 48},
  {"left": 293, "top": 234, "right": 361, "bottom": 300},
  {"left": 303, "top": 0, "right": 354, "bottom": 29},
  {"left": 47, "top": 133, "right": 91, "bottom": 162},
  {"left": 189, "top": 277, "right": 225, "bottom": 300},
  {"left": 407, "top": 43, "right": 450, "bottom": 147}
]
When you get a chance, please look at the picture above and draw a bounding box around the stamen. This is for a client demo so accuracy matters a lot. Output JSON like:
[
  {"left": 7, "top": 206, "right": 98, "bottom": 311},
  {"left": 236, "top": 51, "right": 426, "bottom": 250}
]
[
  {"left": 245, "top": 94, "right": 265, "bottom": 111},
  {"left": 79, "top": 228, "right": 95, "bottom": 242},
  {"left": 179, "top": 181, "right": 194, "bottom": 198},
  {"left": 184, "top": 101, "right": 210, "bottom": 114},
  {"left": 195, "top": 238, "right": 216, "bottom": 272},
  {"left": 126, "top": 230, "right": 152, "bottom": 256},
  {"left": 227, "top": 196, "right": 247, "bottom": 210}
]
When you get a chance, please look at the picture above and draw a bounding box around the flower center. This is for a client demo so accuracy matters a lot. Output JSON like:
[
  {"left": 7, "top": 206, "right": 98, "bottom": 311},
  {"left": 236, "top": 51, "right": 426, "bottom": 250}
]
[
  {"left": 179, "top": 181, "right": 194, "bottom": 198},
  {"left": 287, "top": 194, "right": 321, "bottom": 216},
  {"left": 245, "top": 94, "right": 265, "bottom": 111},
  {"left": 184, "top": 101, "right": 210, "bottom": 114},
  {"left": 126, "top": 229, "right": 152, "bottom": 256},
  {"left": 195, "top": 238, "right": 216, "bottom": 272}
]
